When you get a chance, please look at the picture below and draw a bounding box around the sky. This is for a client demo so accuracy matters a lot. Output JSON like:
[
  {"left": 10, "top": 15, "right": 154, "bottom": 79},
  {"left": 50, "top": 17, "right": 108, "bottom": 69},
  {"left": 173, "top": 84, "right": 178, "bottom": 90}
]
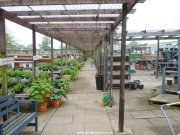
[{"left": 5, "top": 0, "right": 180, "bottom": 48}]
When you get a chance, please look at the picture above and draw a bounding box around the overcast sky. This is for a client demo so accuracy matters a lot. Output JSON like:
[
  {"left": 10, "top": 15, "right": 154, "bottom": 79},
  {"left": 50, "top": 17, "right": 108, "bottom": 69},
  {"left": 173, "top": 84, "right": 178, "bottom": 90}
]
[{"left": 5, "top": 0, "right": 180, "bottom": 48}]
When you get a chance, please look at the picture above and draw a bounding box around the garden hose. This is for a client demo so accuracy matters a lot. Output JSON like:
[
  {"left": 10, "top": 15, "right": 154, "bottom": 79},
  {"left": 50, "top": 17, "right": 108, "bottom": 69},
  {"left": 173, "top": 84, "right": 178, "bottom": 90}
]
[{"left": 99, "top": 92, "right": 115, "bottom": 106}]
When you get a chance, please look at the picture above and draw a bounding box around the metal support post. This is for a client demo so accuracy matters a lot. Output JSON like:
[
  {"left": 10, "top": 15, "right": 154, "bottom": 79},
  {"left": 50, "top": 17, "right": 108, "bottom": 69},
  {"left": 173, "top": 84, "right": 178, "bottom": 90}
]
[
  {"left": 118, "top": 3, "right": 127, "bottom": 132},
  {"left": 128, "top": 49, "right": 131, "bottom": 80},
  {"left": 32, "top": 25, "right": 36, "bottom": 81},
  {"left": 162, "top": 67, "right": 166, "bottom": 94},
  {"left": 177, "top": 39, "right": 180, "bottom": 91},
  {"left": 103, "top": 42, "right": 106, "bottom": 91},
  {"left": 61, "top": 42, "right": 63, "bottom": 77},
  {"left": 109, "top": 31, "right": 113, "bottom": 107},
  {"left": 156, "top": 37, "right": 160, "bottom": 78},
  {"left": 51, "top": 37, "right": 53, "bottom": 83},
  {"left": 65, "top": 43, "right": 68, "bottom": 66}
]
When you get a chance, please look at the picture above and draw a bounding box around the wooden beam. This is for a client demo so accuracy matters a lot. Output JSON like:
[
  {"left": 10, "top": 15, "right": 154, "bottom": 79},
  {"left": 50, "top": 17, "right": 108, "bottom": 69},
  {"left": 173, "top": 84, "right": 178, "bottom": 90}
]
[
  {"left": 44, "top": 30, "right": 108, "bottom": 35},
  {"left": 3, "top": 10, "right": 63, "bottom": 43},
  {"left": 112, "top": 0, "right": 138, "bottom": 31},
  {"left": 37, "top": 27, "right": 110, "bottom": 31},
  {"left": 13, "top": 9, "right": 135, "bottom": 16},
  {"left": 37, "top": 23, "right": 110, "bottom": 28},
  {"left": 4, "top": 11, "right": 32, "bottom": 29},
  {"left": 26, "top": 17, "right": 116, "bottom": 22},
  {"left": 0, "top": 0, "right": 130, "bottom": 7},
  {"left": 116, "top": 30, "right": 180, "bottom": 38}
]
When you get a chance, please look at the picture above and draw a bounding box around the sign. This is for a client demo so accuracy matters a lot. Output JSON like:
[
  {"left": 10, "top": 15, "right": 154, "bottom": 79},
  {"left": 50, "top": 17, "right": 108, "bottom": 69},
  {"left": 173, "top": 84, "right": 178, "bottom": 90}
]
[
  {"left": 0, "top": 57, "right": 14, "bottom": 66},
  {"left": 33, "top": 55, "right": 42, "bottom": 61}
]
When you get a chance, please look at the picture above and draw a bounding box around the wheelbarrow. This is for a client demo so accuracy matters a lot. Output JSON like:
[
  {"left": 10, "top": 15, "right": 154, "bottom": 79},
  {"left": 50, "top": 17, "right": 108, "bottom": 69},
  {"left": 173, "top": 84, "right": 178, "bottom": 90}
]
[{"left": 160, "top": 102, "right": 180, "bottom": 135}]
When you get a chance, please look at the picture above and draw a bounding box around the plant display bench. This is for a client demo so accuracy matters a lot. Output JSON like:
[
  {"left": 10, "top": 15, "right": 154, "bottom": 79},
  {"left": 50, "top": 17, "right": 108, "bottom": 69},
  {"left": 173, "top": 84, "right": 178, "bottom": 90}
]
[{"left": 0, "top": 94, "right": 38, "bottom": 135}]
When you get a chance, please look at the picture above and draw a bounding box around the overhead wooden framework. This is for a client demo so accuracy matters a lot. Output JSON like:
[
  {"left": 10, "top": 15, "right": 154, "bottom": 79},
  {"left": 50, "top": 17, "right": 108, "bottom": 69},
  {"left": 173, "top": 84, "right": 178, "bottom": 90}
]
[
  {"left": 115, "top": 30, "right": 180, "bottom": 41},
  {"left": 0, "top": 0, "right": 145, "bottom": 50}
]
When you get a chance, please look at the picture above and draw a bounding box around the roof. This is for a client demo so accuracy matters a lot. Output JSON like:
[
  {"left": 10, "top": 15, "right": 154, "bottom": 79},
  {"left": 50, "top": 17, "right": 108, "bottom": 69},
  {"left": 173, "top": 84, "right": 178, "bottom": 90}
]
[
  {"left": 115, "top": 30, "right": 180, "bottom": 41},
  {"left": 0, "top": 0, "right": 145, "bottom": 50}
]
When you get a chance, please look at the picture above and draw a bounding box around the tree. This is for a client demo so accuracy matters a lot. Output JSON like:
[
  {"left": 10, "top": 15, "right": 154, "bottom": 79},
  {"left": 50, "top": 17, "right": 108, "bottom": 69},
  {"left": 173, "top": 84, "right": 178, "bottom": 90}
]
[
  {"left": 38, "top": 36, "right": 50, "bottom": 51},
  {"left": 26, "top": 44, "right": 32, "bottom": 49},
  {"left": 6, "top": 30, "right": 19, "bottom": 49},
  {"left": 129, "top": 41, "right": 139, "bottom": 49}
]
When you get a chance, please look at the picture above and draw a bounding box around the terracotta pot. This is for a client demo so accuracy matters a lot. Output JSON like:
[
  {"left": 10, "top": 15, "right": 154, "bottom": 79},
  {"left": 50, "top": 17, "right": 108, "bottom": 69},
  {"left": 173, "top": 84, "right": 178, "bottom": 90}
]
[
  {"left": 51, "top": 99, "right": 62, "bottom": 108},
  {"left": 38, "top": 102, "right": 47, "bottom": 112},
  {"left": 167, "top": 80, "right": 172, "bottom": 85},
  {"left": 45, "top": 97, "right": 51, "bottom": 107},
  {"left": 71, "top": 77, "right": 76, "bottom": 81},
  {"left": 138, "top": 84, "right": 144, "bottom": 89}
]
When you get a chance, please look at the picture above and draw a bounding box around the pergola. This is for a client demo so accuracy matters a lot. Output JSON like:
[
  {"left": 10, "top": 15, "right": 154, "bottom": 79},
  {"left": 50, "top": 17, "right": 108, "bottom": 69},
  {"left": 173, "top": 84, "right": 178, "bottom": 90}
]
[
  {"left": 115, "top": 30, "right": 180, "bottom": 41},
  {"left": 0, "top": 0, "right": 144, "bottom": 50},
  {"left": 115, "top": 29, "right": 180, "bottom": 91},
  {"left": 0, "top": 0, "right": 146, "bottom": 132}
]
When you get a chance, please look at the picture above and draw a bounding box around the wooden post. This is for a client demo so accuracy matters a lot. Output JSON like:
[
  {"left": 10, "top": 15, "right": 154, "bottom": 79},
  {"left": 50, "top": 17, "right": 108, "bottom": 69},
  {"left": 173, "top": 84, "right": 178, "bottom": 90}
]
[
  {"left": 99, "top": 43, "right": 102, "bottom": 75},
  {"left": 119, "top": 3, "right": 127, "bottom": 132},
  {"left": 109, "top": 31, "right": 113, "bottom": 107},
  {"left": 177, "top": 39, "right": 180, "bottom": 91},
  {"left": 66, "top": 43, "right": 68, "bottom": 66},
  {"left": 162, "top": 67, "right": 166, "bottom": 94},
  {"left": 156, "top": 37, "right": 160, "bottom": 78},
  {"left": 103, "top": 42, "right": 106, "bottom": 91},
  {"left": 61, "top": 42, "right": 63, "bottom": 77},
  {"left": 0, "top": 9, "right": 8, "bottom": 121},
  {"left": 51, "top": 37, "right": 53, "bottom": 83},
  {"left": 0, "top": 10, "right": 7, "bottom": 96},
  {"left": 32, "top": 25, "right": 36, "bottom": 81}
]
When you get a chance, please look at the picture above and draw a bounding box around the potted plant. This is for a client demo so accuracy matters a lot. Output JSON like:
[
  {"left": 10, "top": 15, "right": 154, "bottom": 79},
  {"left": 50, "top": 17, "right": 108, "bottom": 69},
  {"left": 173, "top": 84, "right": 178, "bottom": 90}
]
[
  {"left": 27, "top": 80, "right": 52, "bottom": 112},
  {"left": 9, "top": 83, "right": 25, "bottom": 94},
  {"left": 53, "top": 76, "right": 71, "bottom": 91},
  {"left": 36, "top": 71, "right": 49, "bottom": 80},
  {"left": 63, "top": 68, "right": 78, "bottom": 80},
  {"left": 50, "top": 88, "right": 68, "bottom": 107}
]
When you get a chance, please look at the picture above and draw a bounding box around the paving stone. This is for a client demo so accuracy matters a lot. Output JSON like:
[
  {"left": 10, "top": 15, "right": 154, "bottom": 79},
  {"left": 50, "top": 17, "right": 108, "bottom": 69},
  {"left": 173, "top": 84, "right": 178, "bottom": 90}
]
[
  {"left": 148, "top": 117, "right": 178, "bottom": 127},
  {"left": 54, "top": 109, "right": 86, "bottom": 117},
  {"left": 125, "top": 119, "right": 153, "bottom": 129},
  {"left": 48, "top": 116, "right": 73, "bottom": 124},
  {"left": 172, "top": 117, "right": 180, "bottom": 124},
  {"left": 41, "top": 123, "right": 69, "bottom": 135},
  {"left": 130, "top": 111, "right": 157, "bottom": 119},
  {"left": 86, "top": 108, "right": 107, "bottom": 115},
  {"left": 152, "top": 109, "right": 179, "bottom": 118},
  {"left": 85, "top": 123, "right": 113, "bottom": 132},
  {"left": 73, "top": 115, "right": 109, "bottom": 123},
  {"left": 67, "top": 123, "right": 85, "bottom": 134}
]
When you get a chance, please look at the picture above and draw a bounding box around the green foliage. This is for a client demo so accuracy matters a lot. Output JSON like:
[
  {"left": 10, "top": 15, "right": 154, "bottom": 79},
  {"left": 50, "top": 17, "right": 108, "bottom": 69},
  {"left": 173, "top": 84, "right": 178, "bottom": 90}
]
[
  {"left": 36, "top": 71, "right": 49, "bottom": 80},
  {"left": 82, "top": 50, "right": 91, "bottom": 61},
  {"left": 8, "top": 77, "right": 18, "bottom": 87},
  {"left": 73, "top": 61, "right": 84, "bottom": 69},
  {"left": 9, "top": 83, "right": 25, "bottom": 93},
  {"left": 129, "top": 41, "right": 139, "bottom": 49},
  {"left": 38, "top": 36, "right": 50, "bottom": 51},
  {"left": 37, "top": 63, "right": 51, "bottom": 71},
  {"left": 53, "top": 75, "right": 72, "bottom": 90},
  {"left": 50, "top": 88, "right": 67, "bottom": 100},
  {"left": 27, "top": 80, "right": 52, "bottom": 102},
  {"left": 63, "top": 67, "right": 78, "bottom": 80},
  {"left": 6, "top": 30, "right": 19, "bottom": 49}
]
